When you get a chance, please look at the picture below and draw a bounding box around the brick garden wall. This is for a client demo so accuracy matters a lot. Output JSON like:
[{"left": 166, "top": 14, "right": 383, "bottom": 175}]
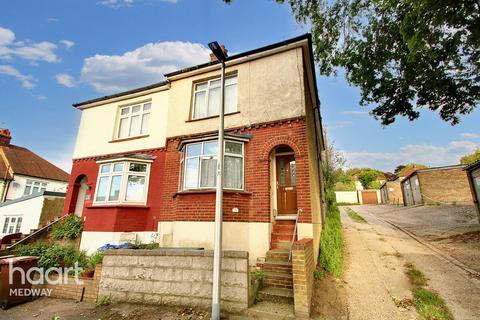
[
  {"left": 99, "top": 249, "right": 249, "bottom": 312},
  {"left": 291, "top": 238, "right": 314, "bottom": 318},
  {"left": 34, "top": 264, "right": 102, "bottom": 302},
  {"left": 161, "top": 117, "right": 312, "bottom": 224},
  {"left": 418, "top": 168, "right": 473, "bottom": 204}
]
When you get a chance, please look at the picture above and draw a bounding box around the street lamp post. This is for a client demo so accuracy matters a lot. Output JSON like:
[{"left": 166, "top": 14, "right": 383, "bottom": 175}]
[{"left": 208, "top": 41, "right": 227, "bottom": 320}]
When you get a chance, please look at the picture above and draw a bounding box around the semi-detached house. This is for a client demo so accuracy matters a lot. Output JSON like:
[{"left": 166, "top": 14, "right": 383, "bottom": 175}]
[{"left": 63, "top": 34, "right": 326, "bottom": 266}]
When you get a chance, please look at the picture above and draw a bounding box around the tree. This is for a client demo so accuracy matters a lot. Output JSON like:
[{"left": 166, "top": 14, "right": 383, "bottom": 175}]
[
  {"left": 358, "top": 169, "right": 380, "bottom": 189},
  {"left": 322, "top": 143, "right": 346, "bottom": 206},
  {"left": 460, "top": 149, "right": 480, "bottom": 165},
  {"left": 394, "top": 163, "right": 428, "bottom": 176},
  {"left": 267, "top": 0, "right": 480, "bottom": 125}
]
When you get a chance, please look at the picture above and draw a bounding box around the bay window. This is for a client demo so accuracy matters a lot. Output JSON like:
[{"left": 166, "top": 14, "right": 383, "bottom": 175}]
[
  {"left": 116, "top": 102, "right": 151, "bottom": 139},
  {"left": 192, "top": 75, "right": 237, "bottom": 119},
  {"left": 94, "top": 160, "right": 150, "bottom": 205},
  {"left": 180, "top": 140, "right": 244, "bottom": 191}
]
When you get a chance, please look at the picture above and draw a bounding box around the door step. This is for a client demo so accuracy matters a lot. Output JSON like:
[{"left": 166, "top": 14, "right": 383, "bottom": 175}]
[
  {"left": 263, "top": 271, "right": 293, "bottom": 289},
  {"left": 245, "top": 301, "right": 295, "bottom": 319},
  {"left": 258, "top": 286, "right": 294, "bottom": 304}
]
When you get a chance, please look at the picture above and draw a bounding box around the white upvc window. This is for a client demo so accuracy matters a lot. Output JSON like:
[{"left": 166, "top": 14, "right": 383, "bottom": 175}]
[
  {"left": 24, "top": 179, "right": 47, "bottom": 196},
  {"left": 116, "top": 102, "right": 151, "bottom": 139},
  {"left": 180, "top": 140, "right": 244, "bottom": 191},
  {"left": 192, "top": 75, "right": 237, "bottom": 119},
  {"left": 2, "top": 216, "right": 22, "bottom": 235},
  {"left": 94, "top": 160, "right": 151, "bottom": 205}
]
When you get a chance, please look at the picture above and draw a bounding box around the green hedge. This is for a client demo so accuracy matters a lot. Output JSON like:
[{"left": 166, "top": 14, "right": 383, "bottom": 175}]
[{"left": 319, "top": 204, "right": 344, "bottom": 277}]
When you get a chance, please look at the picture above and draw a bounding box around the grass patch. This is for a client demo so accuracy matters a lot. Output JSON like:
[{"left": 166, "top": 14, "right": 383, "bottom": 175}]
[
  {"left": 404, "top": 262, "right": 428, "bottom": 287},
  {"left": 96, "top": 295, "right": 111, "bottom": 307},
  {"left": 314, "top": 269, "right": 325, "bottom": 280},
  {"left": 346, "top": 208, "right": 367, "bottom": 223},
  {"left": 404, "top": 262, "right": 453, "bottom": 320},
  {"left": 319, "top": 204, "right": 344, "bottom": 277},
  {"left": 414, "top": 288, "right": 453, "bottom": 320}
]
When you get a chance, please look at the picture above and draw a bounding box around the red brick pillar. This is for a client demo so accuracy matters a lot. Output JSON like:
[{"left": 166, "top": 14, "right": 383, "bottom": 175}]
[{"left": 291, "top": 238, "right": 314, "bottom": 318}]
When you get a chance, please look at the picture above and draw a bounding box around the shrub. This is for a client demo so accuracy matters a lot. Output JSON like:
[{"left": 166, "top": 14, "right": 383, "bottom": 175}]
[
  {"left": 314, "top": 269, "right": 325, "bottom": 280},
  {"left": 319, "top": 204, "right": 344, "bottom": 277},
  {"left": 87, "top": 251, "right": 104, "bottom": 268},
  {"left": 14, "top": 242, "right": 87, "bottom": 269},
  {"left": 51, "top": 215, "right": 84, "bottom": 240}
]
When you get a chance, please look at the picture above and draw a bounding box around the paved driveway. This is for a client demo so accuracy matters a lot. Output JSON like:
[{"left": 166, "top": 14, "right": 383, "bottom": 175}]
[{"left": 343, "top": 205, "right": 480, "bottom": 320}]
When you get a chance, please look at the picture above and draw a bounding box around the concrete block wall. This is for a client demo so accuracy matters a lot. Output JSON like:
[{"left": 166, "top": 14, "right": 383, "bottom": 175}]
[
  {"left": 291, "top": 238, "right": 314, "bottom": 318},
  {"left": 99, "top": 249, "right": 249, "bottom": 313}
]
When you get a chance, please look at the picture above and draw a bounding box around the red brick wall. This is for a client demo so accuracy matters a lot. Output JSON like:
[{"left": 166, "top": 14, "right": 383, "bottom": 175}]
[
  {"left": 160, "top": 117, "right": 312, "bottom": 223},
  {"left": 63, "top": 148, "right": 165, "bottom": 232}
]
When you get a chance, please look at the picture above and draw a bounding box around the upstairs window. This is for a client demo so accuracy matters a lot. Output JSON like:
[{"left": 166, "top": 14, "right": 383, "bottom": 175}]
[
  {"left": 180, "top": 140, "right": 244, "bottom": 191},
  {"left": 192, "top": 75, "right": 237, "bottom": 119},
  {"left": 24, "top": 179, "right": 47, "bottom": 196},
  {"left": 117, "top": 102, "right": 151, "bottom": 139},
  {"left": 94, "top": 160, "right": 150, "bottom": 205}
]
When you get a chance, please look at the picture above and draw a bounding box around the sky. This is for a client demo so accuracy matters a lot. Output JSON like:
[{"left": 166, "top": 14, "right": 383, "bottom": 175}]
[{"left": 0, "top": 0, "right": 479, "bottom": 173}]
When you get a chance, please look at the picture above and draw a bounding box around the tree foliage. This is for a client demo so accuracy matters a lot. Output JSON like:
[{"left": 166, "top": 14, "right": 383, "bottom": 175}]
[
  {"left": 271, "top": 0, "right": 480, "bottom": 125},
  {"left": 322, "top": 143, "right": 346, "bottom": 206},
  {"left": 460, "top": 148, "right": 480, "bottom": 165},
  {"left": 358, "top": 169, "right": 381, "bottom": 189}
]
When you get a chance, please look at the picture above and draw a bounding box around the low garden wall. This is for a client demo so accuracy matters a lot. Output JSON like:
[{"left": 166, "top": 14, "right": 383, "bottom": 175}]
[
  {"left": 33, "top": 264, "right": 102, "bottom": 302},
  {"left": 292, "top": 238, "right": 314, "bottom": 318},
  {"left": 99, "top": 249, "right": 249, "bottom": 312}
]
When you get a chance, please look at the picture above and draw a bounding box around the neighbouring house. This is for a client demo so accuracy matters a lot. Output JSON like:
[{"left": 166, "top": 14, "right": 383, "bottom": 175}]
[
  {"left": 0, "top": 191, "right": 66, "bottom": 239},
  {"left": 63, "top": 34, "right": 326, "bottom": 269},
  {"left": 0, "top": 129, "right": 69, "bottom": 238},
  {"left": 465, "top": 161, "right": 480, "bottom": 221},
  {"left": 401, "top": 165, "right": 473, "bottom": 206}
]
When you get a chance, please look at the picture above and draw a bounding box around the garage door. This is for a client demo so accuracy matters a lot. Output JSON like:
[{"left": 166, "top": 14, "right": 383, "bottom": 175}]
[{"left": 361, "top": 191, "right": 378, "bottom": 204}]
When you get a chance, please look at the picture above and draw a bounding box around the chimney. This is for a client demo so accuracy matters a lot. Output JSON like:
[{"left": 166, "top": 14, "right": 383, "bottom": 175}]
[
  {"left": 0, "top": 129, "right": 11, "bottom": 146},
  {"left": 210, "top": 45, "right": 228, "bottom": 62}
]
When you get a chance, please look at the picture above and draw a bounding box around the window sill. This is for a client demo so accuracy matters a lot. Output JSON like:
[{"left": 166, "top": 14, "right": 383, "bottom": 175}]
[
  {"left": 109, "top": 134, "right": 149, "bottom": 143},
  {"left": 173, "top": 189, "right": 252, "bottom": 198},
  {"left": 86, "top": 204, "right": 150, "bottom": 209},
  {"left": 186, "top": 111, "right": 240, "bottom": 123}
]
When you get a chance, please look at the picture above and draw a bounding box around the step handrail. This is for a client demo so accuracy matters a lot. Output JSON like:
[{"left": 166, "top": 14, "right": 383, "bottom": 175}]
[{"left": 288, "top": 208, "right": 302, "bottom": 262}]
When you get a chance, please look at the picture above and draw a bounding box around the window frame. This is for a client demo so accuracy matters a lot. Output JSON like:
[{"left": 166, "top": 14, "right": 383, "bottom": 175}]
[
  {"left": 191, "top": 74, "right": 238, "bottom": 120},
  {"left": 93, "top": 159, "right": 151, "bottom": 206},
  {"left": 2, "top": 216, "right": 22, "bottom": 235},
  {"left": 115, "top": 100, "right": 152, "bottom": 140},
  {"left": 180, "top": 139, "right": 245, "bottom": 192},
  {"left": 24, "top": 179, "right": 48, "bottom": 196}
]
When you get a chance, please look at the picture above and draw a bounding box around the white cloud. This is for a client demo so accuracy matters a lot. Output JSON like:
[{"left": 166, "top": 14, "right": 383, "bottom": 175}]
[
  {"left": 461, "top": 133, "right": 480, "bottom": 139},
  {"left": 0, "top": 65, "right": 35, "bottom": 89},
  {"left": 97, "top": 0, "right": 176, "bottom": 8},
  {"left": 37, "top": 95, "right": 47, "bottom": 101},
  {"left": 55, "top": 73, "right": 76, "bottom": 87},
  {"left": 339, "top": 110, "right": 369, "bottom": 115},
  {"left": 60, "top": 40, "right": 75, "bottom": 49},
  {"left": 80, "top": 41, "right": 210, "bottom": 93},
  {"left": 342, "top": 140, "right": 479, "bottom": 171},
  {"left": 47, "top": 17, "right": 59, "bottom": 23},
  {"left": 0, "top": 26, "right": 59, "bottom": 63}
]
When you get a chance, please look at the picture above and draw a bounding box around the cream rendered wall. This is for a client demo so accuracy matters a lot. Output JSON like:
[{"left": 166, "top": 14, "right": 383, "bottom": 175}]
[
  {"left": 6, "top": 175, "right": 67, "bottom": 201},
  {"left": 0, "top": 195, "right": 45, "bottom": 237},
  {"left": 334, "top": 191, "right": 359, "bottom": 204},
  {"left": 158, "top": 221, "right": 270, "bottom": 265},
  {"left": 166, "top": 48, "right": 306, "bottom": 138},
  {"left": 73, "top": 90, "right": 169, "bottom": 159},
  {"left": 79, "top": 231, "right": 158, "bottom": 254}
]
